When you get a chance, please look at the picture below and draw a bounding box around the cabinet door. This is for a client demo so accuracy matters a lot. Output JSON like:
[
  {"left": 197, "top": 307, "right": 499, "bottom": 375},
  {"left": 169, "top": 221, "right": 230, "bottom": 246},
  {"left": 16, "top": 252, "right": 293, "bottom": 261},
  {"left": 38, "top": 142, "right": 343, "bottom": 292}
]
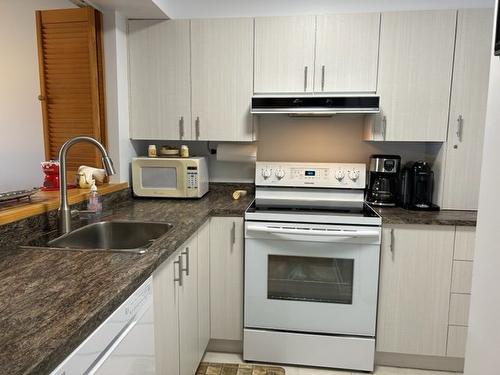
[
  {"left": 210, "top": 217, "right": 244, "bottom": 341},
  {"left": 191, "top": 18, "right": 254, "bottom": 141},
  {"left": 315, "top": 13, "right": 380, "bottom": 93},
  {"left": 178, "top": 236, "right": 199, "bottom": 375},
  {"left": 441, "top": 9, "right": 493, "bottom": 210},
  {"left": 254, "top": 16, "right": 316, "bottom": 93},
  {"left": 197, "top": 220, "right": 210, "bottom": 359},
  {"left": 128, "top": 20, "right": 191, "bottom": 140},
  {"left": 153, "top": 250, "right": 181, "bottom": 375},
  {"left": 376, "top": 10, "right": 456, "bottom": 141},
  {"left": 377, "top": 225, "right": 455, "bottom": 356}
]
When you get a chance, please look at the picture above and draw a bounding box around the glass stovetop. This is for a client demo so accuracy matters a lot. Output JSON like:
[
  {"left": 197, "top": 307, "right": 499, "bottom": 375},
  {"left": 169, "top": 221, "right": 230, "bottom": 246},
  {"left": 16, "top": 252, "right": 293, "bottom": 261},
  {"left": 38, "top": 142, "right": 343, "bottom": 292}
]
[{"left": 245, "top": 201, "right": 380, "bottom": 219}]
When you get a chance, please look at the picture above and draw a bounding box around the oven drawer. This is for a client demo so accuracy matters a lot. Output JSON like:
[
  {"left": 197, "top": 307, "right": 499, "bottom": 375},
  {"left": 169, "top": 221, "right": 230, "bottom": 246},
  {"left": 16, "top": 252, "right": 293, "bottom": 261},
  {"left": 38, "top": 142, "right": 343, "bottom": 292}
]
[{"left": 243, "top": 328, "right": 375, "bottom": 372}]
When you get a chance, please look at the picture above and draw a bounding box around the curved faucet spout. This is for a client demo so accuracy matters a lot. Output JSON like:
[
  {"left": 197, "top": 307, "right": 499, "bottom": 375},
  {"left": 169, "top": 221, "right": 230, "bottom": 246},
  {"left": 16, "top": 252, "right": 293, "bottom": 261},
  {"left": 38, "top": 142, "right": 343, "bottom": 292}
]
[{"left": 58, "top": 136, "right": 116, "bottom": 234}]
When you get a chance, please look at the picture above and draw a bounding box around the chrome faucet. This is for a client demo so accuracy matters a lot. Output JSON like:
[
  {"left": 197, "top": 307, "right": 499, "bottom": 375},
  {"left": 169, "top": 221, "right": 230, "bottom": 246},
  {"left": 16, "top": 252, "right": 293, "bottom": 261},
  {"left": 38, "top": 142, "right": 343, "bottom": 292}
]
[{"left": 58, "top": 136, "right": 116, "bottom": 234}]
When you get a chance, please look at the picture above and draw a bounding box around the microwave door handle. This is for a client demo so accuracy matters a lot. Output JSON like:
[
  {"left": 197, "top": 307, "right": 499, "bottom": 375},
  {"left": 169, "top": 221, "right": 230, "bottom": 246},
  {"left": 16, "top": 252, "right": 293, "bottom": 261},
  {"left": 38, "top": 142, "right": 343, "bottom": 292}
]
[{"left": 246, "top": 225, "right": 379, "bottom": 238}]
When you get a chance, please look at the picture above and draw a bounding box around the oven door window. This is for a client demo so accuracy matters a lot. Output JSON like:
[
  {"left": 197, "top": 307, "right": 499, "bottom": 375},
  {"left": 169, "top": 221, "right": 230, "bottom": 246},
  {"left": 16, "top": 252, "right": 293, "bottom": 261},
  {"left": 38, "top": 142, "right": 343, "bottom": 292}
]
[{"left": 268, "top": 255, "right": 354, "bottom": 304}]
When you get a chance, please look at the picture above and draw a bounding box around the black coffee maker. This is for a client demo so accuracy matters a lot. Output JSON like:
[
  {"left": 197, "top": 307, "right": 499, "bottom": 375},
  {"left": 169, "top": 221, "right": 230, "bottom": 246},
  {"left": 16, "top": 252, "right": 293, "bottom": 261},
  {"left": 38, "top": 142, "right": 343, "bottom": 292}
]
[
  {"left": 399, "top": 161, "right": 440, "bottom": 211},
  {"left": 366, "top": 155, "right": 401, "bottom": 206}
]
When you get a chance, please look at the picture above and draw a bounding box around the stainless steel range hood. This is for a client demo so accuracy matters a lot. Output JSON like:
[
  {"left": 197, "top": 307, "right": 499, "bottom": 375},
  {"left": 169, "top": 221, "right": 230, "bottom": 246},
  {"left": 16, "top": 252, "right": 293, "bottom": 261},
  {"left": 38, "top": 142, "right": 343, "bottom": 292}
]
[{"left": 251, "top": 95, "right": 380, "bottom": 115}]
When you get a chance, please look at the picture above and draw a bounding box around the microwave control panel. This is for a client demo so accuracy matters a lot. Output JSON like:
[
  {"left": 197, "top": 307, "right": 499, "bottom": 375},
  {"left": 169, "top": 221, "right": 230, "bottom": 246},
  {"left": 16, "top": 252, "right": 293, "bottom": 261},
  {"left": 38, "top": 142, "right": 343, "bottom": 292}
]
[
  {"left": 187, "top": 166, "right": 199, "bottom": 189},
  {"left": 255, "top": 161, "right": 366, "bottom": 189}
]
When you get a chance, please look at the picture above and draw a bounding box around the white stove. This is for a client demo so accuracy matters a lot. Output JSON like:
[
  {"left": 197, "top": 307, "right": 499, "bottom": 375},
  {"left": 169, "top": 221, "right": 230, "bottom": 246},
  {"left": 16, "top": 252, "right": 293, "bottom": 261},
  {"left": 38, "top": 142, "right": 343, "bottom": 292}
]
[{"left": 243, "top": 162, "right": 381, "bottom": 372}]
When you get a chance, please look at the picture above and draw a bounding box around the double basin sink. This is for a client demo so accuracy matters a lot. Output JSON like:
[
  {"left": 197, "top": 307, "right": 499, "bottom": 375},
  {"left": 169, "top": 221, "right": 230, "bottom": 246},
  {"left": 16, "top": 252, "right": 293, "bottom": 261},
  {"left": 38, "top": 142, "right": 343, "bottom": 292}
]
[{"left": 38, "top": 221, "right": 173, "bottom": 254}]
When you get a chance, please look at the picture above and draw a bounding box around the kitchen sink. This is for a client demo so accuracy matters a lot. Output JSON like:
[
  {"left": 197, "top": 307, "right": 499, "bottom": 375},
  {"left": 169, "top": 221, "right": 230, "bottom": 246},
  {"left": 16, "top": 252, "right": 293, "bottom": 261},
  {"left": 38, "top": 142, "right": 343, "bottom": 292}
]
[{"left": 45, "top": 221, "right": 173, "bottom": 254}]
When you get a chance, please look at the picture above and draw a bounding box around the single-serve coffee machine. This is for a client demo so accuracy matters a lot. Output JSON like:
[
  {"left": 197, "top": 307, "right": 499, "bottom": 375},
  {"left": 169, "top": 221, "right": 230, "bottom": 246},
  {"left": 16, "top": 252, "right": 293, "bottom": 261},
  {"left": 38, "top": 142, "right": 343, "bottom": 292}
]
[
  {"left": 366, "top": 155, "right": 401, "bottom": 206},
  {"left": 399, "top": 161, "right": 440, "bottom": 211}
]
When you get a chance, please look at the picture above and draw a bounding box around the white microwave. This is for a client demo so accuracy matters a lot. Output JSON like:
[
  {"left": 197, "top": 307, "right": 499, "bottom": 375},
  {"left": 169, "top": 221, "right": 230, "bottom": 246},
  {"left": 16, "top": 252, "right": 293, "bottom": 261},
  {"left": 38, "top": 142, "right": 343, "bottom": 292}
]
[{"left": 132, "top": 157, "right": 209, "bottom": 198}]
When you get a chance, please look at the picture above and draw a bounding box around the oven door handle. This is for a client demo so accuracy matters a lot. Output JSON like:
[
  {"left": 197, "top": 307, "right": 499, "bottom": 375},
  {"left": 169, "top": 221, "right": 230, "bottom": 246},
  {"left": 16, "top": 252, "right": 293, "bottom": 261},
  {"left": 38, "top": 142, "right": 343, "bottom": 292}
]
[{"left": 246, "top": 225, "right": 379, "bottom": 239}]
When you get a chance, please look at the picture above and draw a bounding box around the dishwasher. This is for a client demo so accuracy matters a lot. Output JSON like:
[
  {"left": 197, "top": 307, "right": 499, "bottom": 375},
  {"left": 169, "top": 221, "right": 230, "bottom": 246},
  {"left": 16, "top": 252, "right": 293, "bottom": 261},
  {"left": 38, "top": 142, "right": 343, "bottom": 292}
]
[{"left": 50, "top": 277, "right": 155, "bottom": 375}]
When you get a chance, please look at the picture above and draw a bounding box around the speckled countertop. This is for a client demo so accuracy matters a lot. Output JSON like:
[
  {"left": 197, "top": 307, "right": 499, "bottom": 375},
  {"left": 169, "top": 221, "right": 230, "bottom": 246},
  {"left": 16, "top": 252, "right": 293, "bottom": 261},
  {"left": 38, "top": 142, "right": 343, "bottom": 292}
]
[
  {"left": 371, "top": 206, "right": 477, "bottom": 226},
  {"left": 0, "top": 184, "right": 253, "bottom": 375}
]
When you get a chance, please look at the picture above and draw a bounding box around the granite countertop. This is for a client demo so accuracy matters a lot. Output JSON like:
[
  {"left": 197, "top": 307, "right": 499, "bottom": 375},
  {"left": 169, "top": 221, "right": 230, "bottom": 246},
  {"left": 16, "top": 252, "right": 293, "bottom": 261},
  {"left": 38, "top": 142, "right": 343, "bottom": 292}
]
[
  {"left": 0, "top": 184, "right": 254, "bottom": 375},
  {"left": 371, "top": 206, "right": 477, "bottom": 226}
]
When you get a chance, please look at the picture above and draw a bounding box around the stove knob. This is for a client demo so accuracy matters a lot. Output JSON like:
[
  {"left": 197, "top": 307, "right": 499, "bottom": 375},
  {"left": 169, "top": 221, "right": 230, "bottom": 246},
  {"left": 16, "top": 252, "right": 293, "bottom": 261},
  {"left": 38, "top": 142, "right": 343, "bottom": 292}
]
[
  {"left": 275, "top": 168, "right": 285, "bottom": 180},
  {"left": 335, "top": 169, "right": 345, "bottom": 181},
  {"left": 262, "top": 168, "right": 272, "bottom": 179},
  {"left": 348, "top": 169, "right": 360, "bottom": 181}
]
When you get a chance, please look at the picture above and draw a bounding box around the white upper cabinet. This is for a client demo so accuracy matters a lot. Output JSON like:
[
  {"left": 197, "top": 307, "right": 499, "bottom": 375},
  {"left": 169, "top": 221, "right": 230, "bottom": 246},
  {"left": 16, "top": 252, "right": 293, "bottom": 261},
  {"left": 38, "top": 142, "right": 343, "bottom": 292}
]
[
  {"left": 191, "top": 18, "right": 254, "bottom": 141},
  {"left": 254, "top": 16, "right": 316, "bottom": 93},
  {"left": 441, "top": 9, "right": 493, "bottom": 210},
  {"left": 372, "top": 10, "right": 456, "bottom": 141},
  {"left": 128, "top": 20, "right": 191, "bottom": 140},
  {"left": 315, "top": 13, "right": 380, "bottom": 93}
]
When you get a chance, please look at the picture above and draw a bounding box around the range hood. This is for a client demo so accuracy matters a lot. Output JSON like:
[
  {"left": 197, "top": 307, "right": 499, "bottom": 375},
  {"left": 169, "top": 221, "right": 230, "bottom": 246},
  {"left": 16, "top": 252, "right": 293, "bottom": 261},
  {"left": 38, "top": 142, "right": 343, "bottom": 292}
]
[{"left": 251, "top": 95, "right": 379, "bottom": 115}]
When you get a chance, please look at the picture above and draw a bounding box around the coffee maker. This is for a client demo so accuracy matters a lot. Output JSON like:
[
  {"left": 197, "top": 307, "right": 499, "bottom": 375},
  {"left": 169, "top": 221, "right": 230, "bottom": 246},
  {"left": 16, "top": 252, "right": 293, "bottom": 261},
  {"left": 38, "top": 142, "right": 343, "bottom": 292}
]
[
  {"left": 399, "top": 161, "right": 440, "bottom": 211},
  {"left": 366, "top": 155, "right": 401, "bottom": 206}
]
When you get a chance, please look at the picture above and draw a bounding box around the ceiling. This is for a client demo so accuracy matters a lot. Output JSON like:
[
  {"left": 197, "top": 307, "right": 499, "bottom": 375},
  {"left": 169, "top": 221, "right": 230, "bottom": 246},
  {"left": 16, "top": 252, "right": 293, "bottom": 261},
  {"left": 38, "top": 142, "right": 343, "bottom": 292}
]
[
  {"left": 158, "top": 0, "right": 495, "bottom": 19},
  {"left": 82, "top": 0, "right": 169, "bottom": 19}
]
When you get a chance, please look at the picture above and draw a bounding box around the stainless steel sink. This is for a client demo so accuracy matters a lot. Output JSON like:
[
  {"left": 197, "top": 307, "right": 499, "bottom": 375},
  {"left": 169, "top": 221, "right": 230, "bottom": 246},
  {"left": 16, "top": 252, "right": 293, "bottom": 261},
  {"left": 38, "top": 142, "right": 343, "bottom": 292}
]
[{"left": 46, "top": 221, "right": 173, "bottom": 254}]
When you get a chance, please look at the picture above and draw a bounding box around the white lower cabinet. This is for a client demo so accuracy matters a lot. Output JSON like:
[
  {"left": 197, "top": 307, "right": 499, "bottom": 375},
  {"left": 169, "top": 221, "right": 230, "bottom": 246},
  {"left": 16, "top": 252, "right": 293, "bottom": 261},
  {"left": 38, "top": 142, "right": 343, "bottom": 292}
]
[
  {"left": 377, "top": 225, "right": 455, "bottom": 356},
  {"left": 197, "top": 220, "right": 211, "bottom": 359},
  {"left": 153, "top": 220, "right": 212, "bottom": 375},
  {"left": 178, "top": 235, "right": 199, "bottom": 375},
  {"left": 377, "top": 225, "right": 476, "bottom": 362},
  {"left": 210, "top": 217, "right": 244, "bottom": 341},
  {"left": 153, "top": 248, "right": 181, "bottom": 375}
]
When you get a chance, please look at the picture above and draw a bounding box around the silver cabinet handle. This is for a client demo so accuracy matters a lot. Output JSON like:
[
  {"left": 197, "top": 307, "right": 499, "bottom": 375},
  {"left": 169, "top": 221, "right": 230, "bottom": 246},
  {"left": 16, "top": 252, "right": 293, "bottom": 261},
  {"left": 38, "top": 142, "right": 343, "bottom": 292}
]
[
  {"left": 382, "top": 116, "right": 387, "bottom": 141},
  {"left": 456, "top": 115, "right": 464, "bottom": 142},
  {"left": 181, "top": 247, "right": 190, "bottom": 276},
  {"left": 174, "top": 255, "right": 183, "bottom": 286},
  {"left": 231, "top": 221, "right": 236, "bottom": 250},
  {"left": 390, "top": 228, "right": 395, "bottom": 254},
  {"left": 304, "top": 66, "right": 308, "bottom": 92},
  {"left": 179, "top": 116, "right": 184, "bottom": 139},
  {"left": 195, "top": 116, "right": 200, "bottom": 140},
  {"left": 321, "top": 65, "right": 325, "bottom": 91}
]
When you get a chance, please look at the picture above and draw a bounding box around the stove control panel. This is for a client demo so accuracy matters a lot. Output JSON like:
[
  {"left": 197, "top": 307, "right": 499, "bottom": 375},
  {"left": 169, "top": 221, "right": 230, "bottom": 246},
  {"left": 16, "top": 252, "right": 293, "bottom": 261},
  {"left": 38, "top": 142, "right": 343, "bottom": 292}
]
[{"left": 256, "top": 161, "right": 366, "bottom": 188}]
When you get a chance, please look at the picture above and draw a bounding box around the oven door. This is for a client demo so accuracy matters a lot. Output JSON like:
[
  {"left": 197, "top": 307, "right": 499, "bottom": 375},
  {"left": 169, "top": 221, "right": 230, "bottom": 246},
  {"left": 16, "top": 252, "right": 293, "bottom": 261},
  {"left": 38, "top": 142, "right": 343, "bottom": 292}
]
[{"left": 244, "top": 221, "right": 380, "bottom": 336}]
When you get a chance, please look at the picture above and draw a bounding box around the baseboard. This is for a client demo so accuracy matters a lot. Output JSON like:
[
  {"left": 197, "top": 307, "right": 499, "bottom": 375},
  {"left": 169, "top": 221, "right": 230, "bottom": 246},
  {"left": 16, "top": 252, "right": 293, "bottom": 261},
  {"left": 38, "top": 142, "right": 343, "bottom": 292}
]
[
  {"left": 207, "top": 339, "right": 243, "bottom": 353},
  {"left": 375, "top": 352, "right": 465, "bottom": 372}
]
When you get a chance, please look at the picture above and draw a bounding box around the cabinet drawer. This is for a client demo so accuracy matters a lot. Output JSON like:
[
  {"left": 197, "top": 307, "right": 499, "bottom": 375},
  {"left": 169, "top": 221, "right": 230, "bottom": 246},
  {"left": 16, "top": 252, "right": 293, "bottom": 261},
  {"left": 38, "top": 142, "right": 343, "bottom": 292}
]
[
  {"left": 447, "top": 325, "right": 468, "bottom": 358},
  {"left": 454, "top": 227, "right": 476, "bottom": 261},
  {"left": 449, "top": 294, "right": 471, "bottom": 326},
  {"left": 451, "top": 261, "right": 473, "bottom": 294}
]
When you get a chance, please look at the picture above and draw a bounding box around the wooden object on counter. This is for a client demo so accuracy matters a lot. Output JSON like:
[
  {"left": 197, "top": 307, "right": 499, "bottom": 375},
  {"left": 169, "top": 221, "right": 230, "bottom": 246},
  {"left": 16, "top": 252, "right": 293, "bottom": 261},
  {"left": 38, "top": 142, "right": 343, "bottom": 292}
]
[{"left": 0, "top": 183, "right": 128, "bottom": 226}]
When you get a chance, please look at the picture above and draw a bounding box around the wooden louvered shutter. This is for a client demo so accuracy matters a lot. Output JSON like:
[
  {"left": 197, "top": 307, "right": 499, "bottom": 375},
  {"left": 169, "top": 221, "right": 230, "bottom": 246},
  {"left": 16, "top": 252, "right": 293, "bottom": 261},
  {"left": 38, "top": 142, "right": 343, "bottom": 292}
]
[{"left": 36, "top": 7, "right": 107, "bottom": 179}]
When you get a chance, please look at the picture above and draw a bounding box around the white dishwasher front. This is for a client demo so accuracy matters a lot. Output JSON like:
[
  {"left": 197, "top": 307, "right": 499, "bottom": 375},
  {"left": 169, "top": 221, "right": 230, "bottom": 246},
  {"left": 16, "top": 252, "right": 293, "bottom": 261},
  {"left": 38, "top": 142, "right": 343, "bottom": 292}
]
[{"left": 50, "top": 277, "right": 155, "bottom": 375}]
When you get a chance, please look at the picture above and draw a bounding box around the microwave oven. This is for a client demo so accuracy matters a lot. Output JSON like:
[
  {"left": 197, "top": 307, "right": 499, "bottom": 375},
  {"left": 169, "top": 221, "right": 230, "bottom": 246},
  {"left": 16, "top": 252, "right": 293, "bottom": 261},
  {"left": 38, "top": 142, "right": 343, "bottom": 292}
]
[{"left": 132, "top": 157, "right": 209, "bottom": 198}]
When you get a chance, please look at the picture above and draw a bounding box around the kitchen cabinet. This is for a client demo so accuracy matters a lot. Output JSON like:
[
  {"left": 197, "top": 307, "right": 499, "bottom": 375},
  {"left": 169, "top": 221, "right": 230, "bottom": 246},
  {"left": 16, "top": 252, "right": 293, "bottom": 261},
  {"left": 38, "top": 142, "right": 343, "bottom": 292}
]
[
  {"left": 191, "top": 18, "right": 254, "bottom": 141},
  {"left": 366, "top": 10, "right": 456, "bottom": 141},
  {"left": 377, "top": 225, "right": 455, "bottom": 356},
  {"left": 128, "top": 20, "right": 191, "bottom": 140},
  {"left": 440, "top": 9, "right": 493, "bottom": 210},
  {"left": 210, "top": 217, "right": 244, "bottom": 341},
  {"left": 178, "top": 235, "right": 199, "bottom": 375},
  {"left": 254, "top": 16, "right": 316, "bottom": 93},
  {"left": 197, "top": 220, "right": 210, "bottom": 359},
  {"left": 314, "top": 13, "right": 380, "bottom": 93},
  {"left": 153, "top": 248, "right": 181, "bottom": 375}
]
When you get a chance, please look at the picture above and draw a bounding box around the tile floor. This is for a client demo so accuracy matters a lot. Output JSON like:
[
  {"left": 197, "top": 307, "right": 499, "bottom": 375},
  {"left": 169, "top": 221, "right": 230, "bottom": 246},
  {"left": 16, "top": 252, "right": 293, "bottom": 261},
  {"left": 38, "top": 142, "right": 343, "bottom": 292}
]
[{"left": 202, "top": 352, "right": 464, "bottom": 375}]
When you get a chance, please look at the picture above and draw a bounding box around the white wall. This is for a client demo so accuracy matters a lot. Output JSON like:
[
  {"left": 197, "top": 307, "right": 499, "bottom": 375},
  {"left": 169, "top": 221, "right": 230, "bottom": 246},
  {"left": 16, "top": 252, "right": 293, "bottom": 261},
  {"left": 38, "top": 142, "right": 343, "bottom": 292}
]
[
  {"left": 464, "top": 1, "right": 500, "bottom": 373},
  {"left": 102, "top": 10, "right": 136, "bottom": 183},
  {"left": 0, "top": 0, "right": 75, "bottom": 192}
]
